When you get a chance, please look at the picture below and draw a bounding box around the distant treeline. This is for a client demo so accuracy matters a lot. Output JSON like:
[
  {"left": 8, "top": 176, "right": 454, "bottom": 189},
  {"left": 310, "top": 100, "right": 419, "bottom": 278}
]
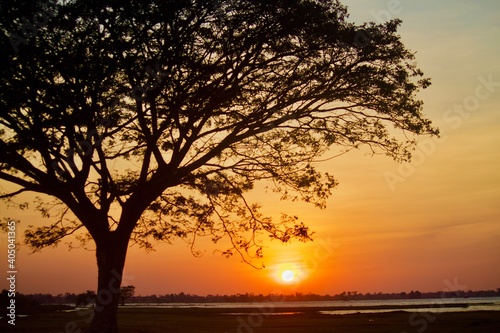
[
  {"left": 120, "top": 289, "right": 500, "bottom": 303},
  {"left": 3, "top": 288, "right": 500, "bottom": 306}
]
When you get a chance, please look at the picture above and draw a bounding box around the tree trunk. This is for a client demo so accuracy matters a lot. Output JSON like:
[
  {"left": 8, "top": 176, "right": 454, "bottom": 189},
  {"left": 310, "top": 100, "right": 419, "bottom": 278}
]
[{"left": 88, "top": 232, "right": 129, "bottom": 333}]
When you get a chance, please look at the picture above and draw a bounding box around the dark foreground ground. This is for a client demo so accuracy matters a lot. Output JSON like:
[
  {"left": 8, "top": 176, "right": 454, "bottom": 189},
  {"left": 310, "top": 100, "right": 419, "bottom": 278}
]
[{"left": 1, "top": 307, "right": 500, "bottom": 333}]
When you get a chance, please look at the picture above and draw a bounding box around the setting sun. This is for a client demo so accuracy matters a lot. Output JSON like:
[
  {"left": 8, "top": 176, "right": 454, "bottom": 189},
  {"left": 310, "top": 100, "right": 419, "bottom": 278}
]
[
  {"left": 269, "top": 256, "right": 310, "bottom": 285},
  {"left": 281, "top": 270, "right": 295, "bottom": 282}
]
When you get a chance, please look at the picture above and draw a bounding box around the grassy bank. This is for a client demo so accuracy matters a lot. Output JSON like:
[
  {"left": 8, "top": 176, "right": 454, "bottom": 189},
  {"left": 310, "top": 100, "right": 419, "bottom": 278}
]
[{"left": 1, "top": 307, "right": 500, "bottom": 333}]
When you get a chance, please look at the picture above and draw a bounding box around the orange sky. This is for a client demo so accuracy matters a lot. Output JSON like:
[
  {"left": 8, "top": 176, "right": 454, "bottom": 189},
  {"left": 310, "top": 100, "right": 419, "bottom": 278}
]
[{"left": 1, "top": 0, "right": 500, "bottom": 296}]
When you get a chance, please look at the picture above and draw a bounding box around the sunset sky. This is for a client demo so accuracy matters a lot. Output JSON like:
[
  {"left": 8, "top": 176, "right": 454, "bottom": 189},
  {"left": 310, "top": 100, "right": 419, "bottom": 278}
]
[{"left": 1, "top": 0, "right": 499, "bottom": 297}]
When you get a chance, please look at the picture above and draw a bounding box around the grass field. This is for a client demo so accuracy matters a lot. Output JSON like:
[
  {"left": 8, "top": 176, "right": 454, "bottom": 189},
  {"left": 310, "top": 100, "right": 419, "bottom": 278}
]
[{"left": 2, "top": 307, "right": 500, "bottom": 333}]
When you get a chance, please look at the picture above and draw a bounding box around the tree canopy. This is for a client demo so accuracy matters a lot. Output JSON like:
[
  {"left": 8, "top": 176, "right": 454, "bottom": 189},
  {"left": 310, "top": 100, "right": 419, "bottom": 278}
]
[{"left": 0, "top": 0, "right": 437, "bottom": 331}]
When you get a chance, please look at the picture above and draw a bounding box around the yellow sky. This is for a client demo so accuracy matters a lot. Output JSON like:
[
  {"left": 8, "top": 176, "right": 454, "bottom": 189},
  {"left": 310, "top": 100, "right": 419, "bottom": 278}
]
[{"left": 1, "top": 0, "right": 499, "bottom": 296}]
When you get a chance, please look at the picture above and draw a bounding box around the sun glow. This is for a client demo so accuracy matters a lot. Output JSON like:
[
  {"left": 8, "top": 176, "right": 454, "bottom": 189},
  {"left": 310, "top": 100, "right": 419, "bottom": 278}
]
[
  {"left": 281, "top": 269, "right": 295, "bottom": 282},
  {"left": 268, "top": 246, "right": 313, "bottom": 285},
  {"left": 272, "top": 261, "right": 306, "bottom": 284}
]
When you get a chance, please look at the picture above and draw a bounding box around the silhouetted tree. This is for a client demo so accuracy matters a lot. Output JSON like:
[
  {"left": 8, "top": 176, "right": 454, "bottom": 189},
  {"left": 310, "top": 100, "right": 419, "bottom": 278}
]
[
  {"left": 0, "top": 0, "right": 437, "bottom": 332},
  {"left": 120, "top": 285, "right": 135, "bottom": 306},
  {"left": 76, "top": 290, "right": 97, "bottom": 308},
  {"left": 65, "top": 292, "right": 77, "bottom": 305}
]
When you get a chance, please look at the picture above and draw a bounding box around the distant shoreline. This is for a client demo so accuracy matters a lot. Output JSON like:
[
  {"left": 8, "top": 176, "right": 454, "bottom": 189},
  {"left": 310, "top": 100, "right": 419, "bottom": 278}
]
[{"left": 119, "top": 296, "right": 500, "bottom": 312}]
